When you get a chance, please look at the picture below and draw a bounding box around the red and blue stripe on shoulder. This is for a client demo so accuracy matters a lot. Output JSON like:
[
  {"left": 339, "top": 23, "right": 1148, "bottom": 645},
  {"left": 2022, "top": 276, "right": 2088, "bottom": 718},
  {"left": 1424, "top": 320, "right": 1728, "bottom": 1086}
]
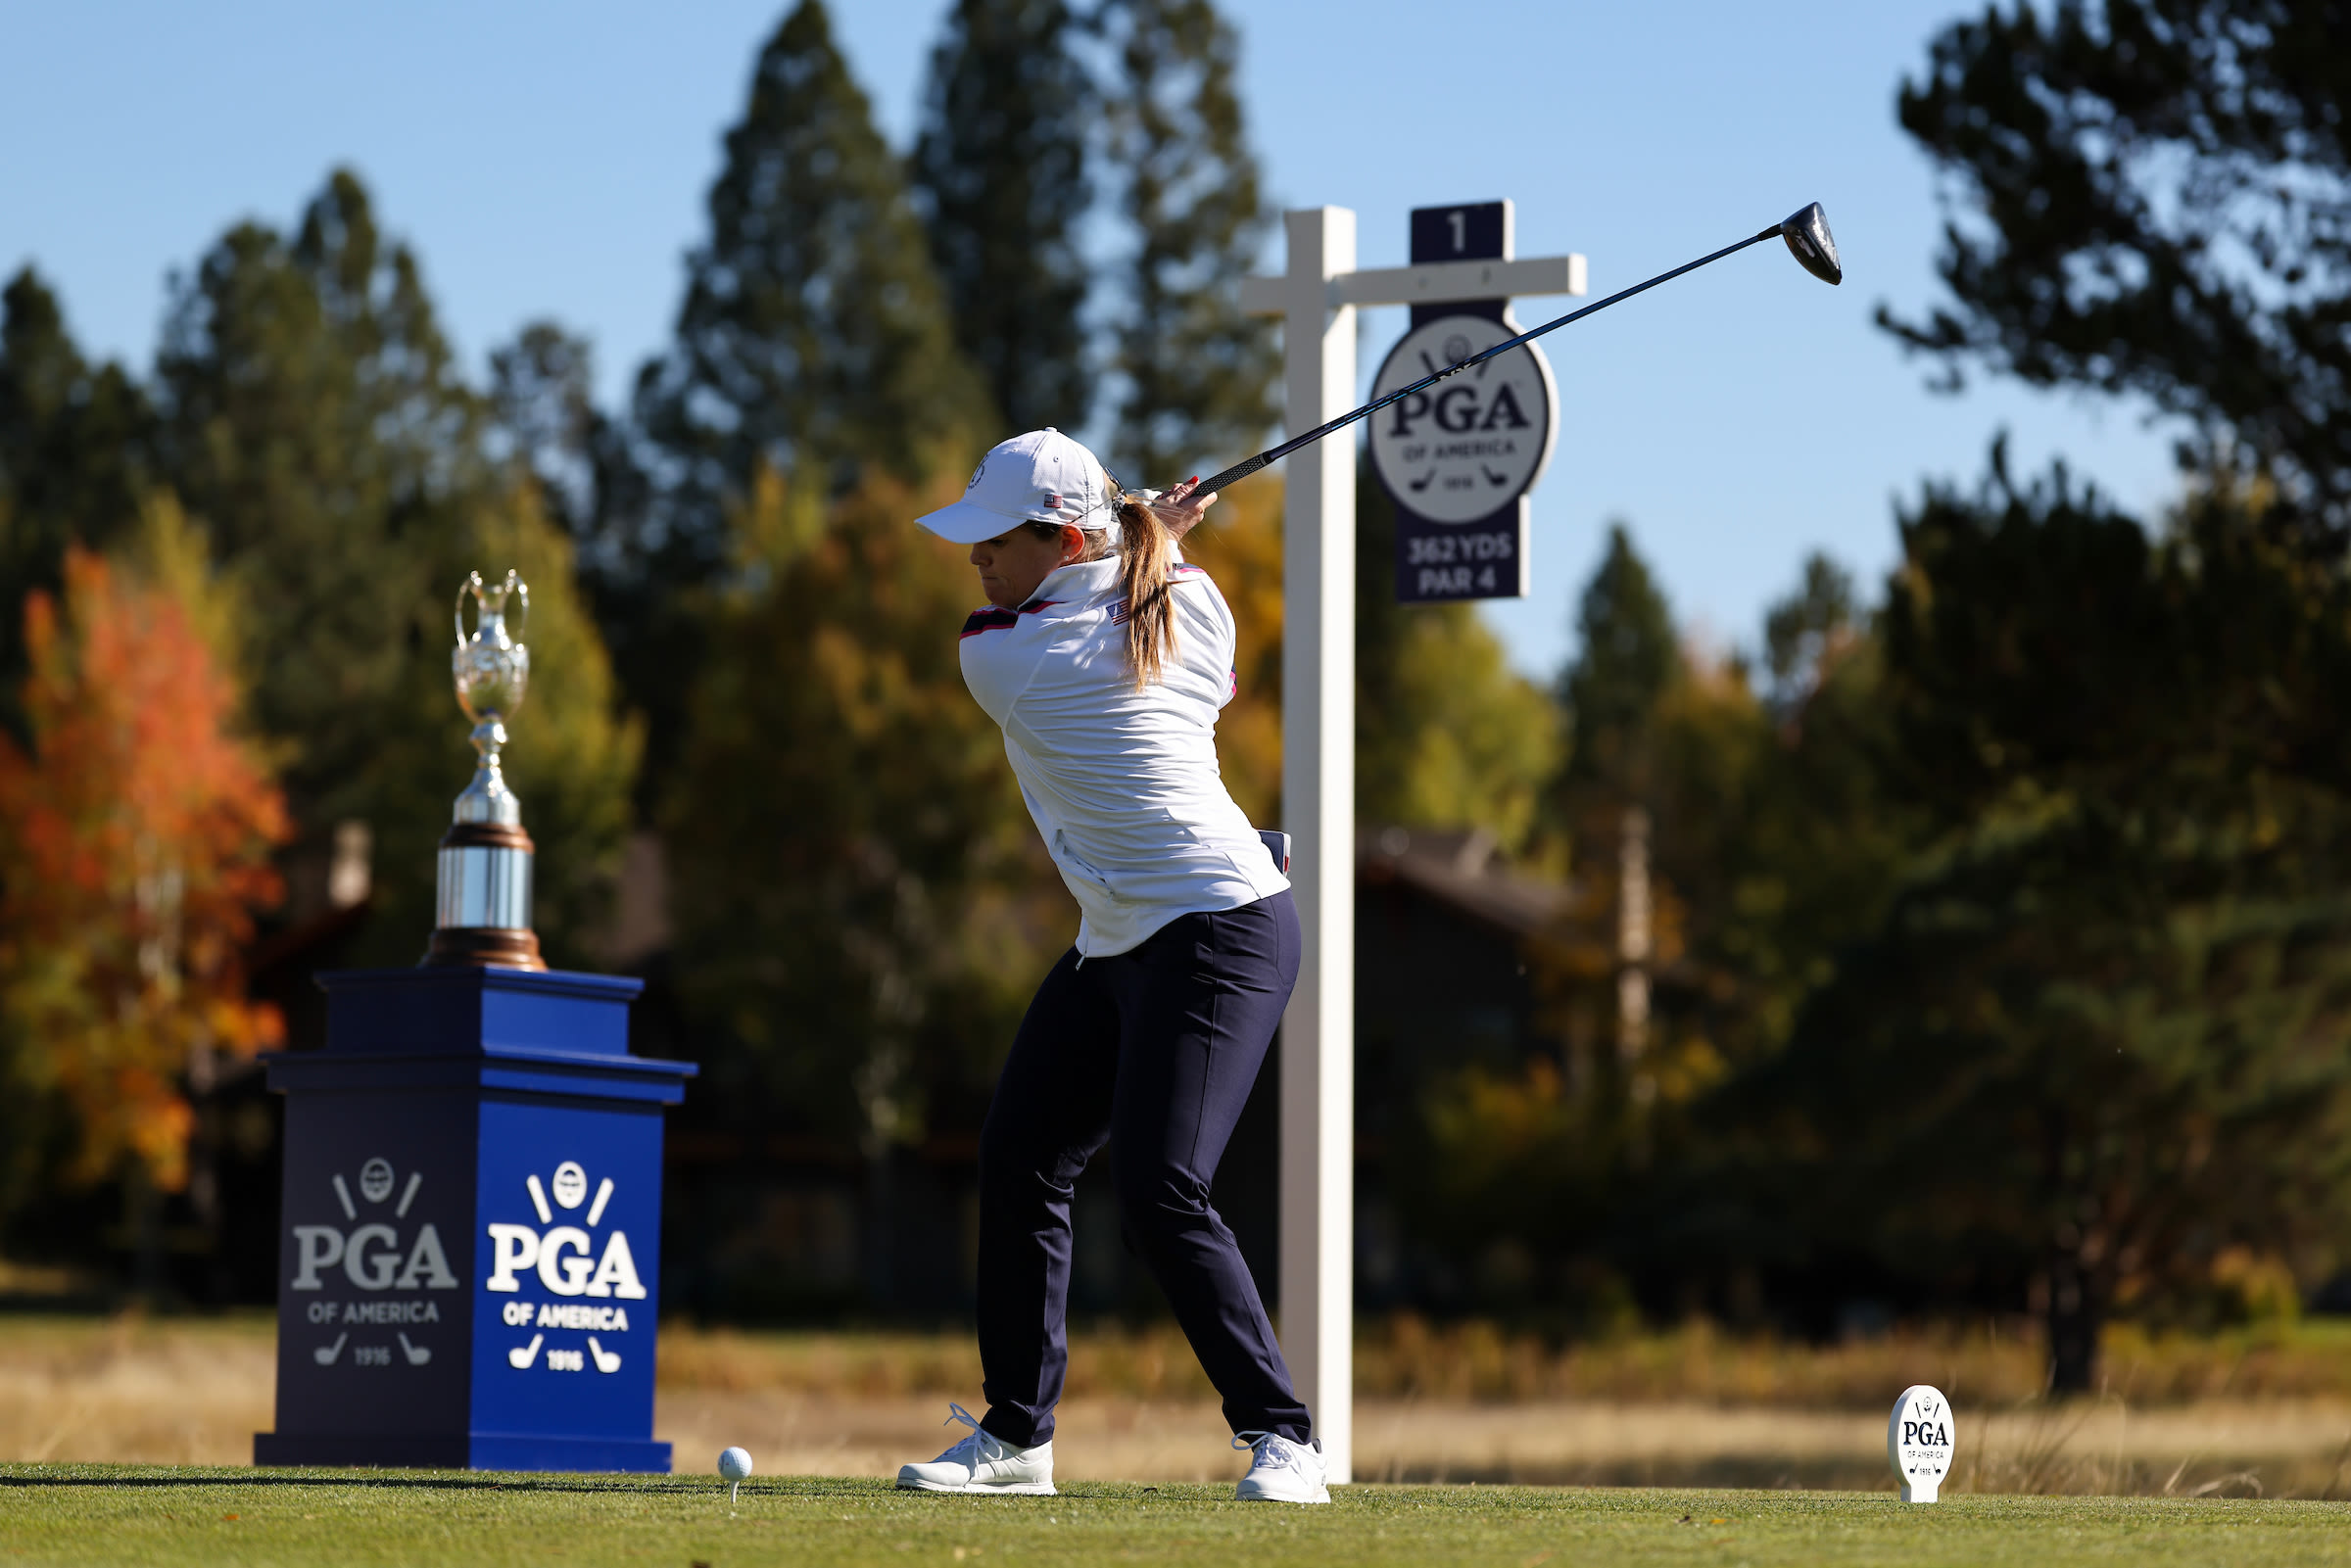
[
  {"left": 959, "top": 599, "right": 1058, "bottom": 640},
  {"left": 968, "top": 568, "right": 1206, "bottom": 637}
]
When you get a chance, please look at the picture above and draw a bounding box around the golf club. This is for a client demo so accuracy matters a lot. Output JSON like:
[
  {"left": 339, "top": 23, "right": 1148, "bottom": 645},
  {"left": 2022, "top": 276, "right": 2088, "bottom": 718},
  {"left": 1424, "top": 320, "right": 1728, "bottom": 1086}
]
[{"left": 1182, "top": 202, "right": 1842, "bottom": 501}]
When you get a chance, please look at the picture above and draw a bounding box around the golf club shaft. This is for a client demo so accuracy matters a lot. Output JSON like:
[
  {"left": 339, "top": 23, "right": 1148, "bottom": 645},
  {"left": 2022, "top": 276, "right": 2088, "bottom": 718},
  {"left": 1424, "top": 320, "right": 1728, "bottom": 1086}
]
[{"left": 1191, "top": 223, "right": 1780, "bottom": 499}]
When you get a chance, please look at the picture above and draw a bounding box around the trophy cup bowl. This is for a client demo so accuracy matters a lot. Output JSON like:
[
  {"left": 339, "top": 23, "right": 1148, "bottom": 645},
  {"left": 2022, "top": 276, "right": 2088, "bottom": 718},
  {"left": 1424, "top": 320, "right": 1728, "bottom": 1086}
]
[
  {"left": 427, "top": 570, "right": 545, "bottom": 969},
  {"left": 455, "top": 620, "right": 528, "bottom": 726}
]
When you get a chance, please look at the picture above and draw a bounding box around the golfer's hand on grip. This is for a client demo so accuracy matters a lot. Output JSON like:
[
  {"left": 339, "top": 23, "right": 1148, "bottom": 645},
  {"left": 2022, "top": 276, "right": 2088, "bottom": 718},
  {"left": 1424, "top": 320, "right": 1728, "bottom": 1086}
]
[{"left": 1151, "top": 476, "right": 1218, "bottom": 543}]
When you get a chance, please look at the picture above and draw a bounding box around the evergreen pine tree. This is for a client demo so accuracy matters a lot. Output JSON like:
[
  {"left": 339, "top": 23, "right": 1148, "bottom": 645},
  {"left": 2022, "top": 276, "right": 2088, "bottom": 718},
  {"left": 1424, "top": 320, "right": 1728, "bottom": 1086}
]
[
  {"left": 490, "top": 321, "right": 600, "bottom": 539},
  {"left": 1885, "top": 0, "right": 2351, "bottom": 535},
  {"left": 636, "top": 0, "right": 985, "bottom": 550},
  {"left": 157, "top": 170, "right": 468, "bottom": 818},
  {"left": 1097, "top": 0, "right": 1277, "bottom": 484},
  {"left": 155, "top": 170, "right": 638, "bottom": 964},
  {"left": 0, "top": 271, "right": 154, "bottom": 708},
  {"left": 1752, "top": 458, "right": 2351, "bottom": 1392},
  {"left": 1560, "top": 523, "right": 1680, "bottom": 798},
  {"left": 610, "top": 0, "right": 987, "bottom": 805},
  {"left": 911, "top": 0, "right": 1095, "bottom": 435},
  {"left": 1534, "top": 525, "right": 1686, "bottom": 1137}
]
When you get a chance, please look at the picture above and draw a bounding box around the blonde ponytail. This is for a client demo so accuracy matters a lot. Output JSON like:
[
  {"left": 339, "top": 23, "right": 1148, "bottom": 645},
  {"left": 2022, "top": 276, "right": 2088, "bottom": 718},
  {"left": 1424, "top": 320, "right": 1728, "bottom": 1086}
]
[{"left": 1112, "top": 487, "right": 1177, "bottom": 689}]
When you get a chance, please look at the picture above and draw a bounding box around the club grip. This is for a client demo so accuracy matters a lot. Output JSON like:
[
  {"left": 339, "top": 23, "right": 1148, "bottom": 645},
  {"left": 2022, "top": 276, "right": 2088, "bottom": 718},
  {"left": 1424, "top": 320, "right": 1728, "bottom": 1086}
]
[{"left": 1197, "top": 452, "right": 1272, "bottom": 497}]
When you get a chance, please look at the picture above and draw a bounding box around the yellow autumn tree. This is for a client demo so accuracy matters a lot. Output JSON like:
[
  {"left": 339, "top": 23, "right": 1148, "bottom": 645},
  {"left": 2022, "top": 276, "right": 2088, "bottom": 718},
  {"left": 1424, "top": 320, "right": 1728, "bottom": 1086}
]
[
  {"left": 1185, "top": 468, "right": 1562, "bottom": 848},
  {"left": 1177, "top": 473, "right": 1284, "bottom": 825}
]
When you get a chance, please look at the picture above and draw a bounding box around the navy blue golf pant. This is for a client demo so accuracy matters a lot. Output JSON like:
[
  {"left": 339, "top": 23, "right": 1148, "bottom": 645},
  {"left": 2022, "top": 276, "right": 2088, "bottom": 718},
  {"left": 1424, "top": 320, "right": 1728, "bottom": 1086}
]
[{"left": 976, "top": 889, "right": 1308, "bottom": 1448}]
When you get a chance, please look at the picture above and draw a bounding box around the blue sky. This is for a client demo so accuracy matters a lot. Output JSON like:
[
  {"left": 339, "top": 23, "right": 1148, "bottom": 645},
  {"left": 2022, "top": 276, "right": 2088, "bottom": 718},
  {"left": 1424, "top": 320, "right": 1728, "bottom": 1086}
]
[{"left": 2, "top": 1, "right": 2180, "bottom": 678}]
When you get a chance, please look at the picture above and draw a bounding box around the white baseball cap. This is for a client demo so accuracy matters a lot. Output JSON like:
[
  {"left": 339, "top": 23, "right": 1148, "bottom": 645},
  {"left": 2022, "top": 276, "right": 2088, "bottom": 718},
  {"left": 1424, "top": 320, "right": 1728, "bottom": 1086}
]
[{"left": 916, "top": 428, "right": 1116, "bottom": 545}]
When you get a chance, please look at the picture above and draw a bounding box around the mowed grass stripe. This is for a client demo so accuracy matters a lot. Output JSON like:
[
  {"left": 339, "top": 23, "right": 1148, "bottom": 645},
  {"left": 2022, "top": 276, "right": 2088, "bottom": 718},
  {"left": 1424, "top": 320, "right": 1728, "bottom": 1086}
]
[{"left": 3, "top": 1467, "right": 2350, "bottom": 1567}]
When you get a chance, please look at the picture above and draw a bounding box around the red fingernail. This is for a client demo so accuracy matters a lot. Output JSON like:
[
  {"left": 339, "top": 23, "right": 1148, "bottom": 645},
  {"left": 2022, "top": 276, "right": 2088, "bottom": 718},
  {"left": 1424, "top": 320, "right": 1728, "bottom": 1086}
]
[{"left": 1187, "top": 475, "right": 1199, "bottom": 485}]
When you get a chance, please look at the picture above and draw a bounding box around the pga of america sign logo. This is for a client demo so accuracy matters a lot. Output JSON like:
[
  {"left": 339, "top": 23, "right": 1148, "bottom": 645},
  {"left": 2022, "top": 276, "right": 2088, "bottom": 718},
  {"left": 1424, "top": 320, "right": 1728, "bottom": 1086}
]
[
  {"left": 1368, "top": 314, "right": 1558, "bottom": 530},
  {"left": 1887, "top": 1384, "right": 1956, "bottom": 1503},
  {"left": 285, "top": 1155, "right": 646, "bottom": 1377},
  {"left": 288, "top": 1156, "right": 457, "bottom": 1369},
  {"left": 487, "top": 1159, "right": 645, "bottom": 1374}
]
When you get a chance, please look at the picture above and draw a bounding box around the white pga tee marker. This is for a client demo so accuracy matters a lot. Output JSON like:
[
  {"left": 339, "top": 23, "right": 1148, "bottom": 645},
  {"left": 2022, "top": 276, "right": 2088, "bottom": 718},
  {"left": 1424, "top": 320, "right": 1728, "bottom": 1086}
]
[{"left": 1888, "top": 1384, "right": 1956, "bottom": 1502}]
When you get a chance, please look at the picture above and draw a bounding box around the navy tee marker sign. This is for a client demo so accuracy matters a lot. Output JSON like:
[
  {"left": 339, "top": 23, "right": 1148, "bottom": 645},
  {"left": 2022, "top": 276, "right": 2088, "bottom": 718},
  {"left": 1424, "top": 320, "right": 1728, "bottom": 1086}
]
[{"left": 1370, "top": 201, "right": 1559, "bottom": 603}]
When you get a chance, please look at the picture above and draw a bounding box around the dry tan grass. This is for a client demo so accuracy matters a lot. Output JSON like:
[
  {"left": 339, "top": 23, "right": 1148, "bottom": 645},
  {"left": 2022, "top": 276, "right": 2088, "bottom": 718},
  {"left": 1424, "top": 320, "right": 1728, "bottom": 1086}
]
[
  {"left": 0, "top": 1313, "right": 274, "bottom": 1466},
  {"left": 12, "top": 1314, "right": 2351, "bottom": 1497},
  {"left": 1350, "top": 1315, "right": 2351, "bottom": 1408},
  {"left": 653, "top": 1316, "right": 2351, "bottom": 1408}
]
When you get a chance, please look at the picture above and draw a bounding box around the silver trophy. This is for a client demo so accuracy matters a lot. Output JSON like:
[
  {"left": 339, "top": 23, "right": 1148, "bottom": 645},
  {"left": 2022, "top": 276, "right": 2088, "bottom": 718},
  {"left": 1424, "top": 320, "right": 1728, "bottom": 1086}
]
[{"left": 426, "top": 569, "right": 545, "bottom": 969}]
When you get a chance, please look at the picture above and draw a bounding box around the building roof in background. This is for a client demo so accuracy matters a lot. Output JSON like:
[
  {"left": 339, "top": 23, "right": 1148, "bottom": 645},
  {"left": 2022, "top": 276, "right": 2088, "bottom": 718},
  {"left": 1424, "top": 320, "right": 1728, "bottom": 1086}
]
[{"left": 1358, "top": 827, "right": 1569, "bottom": 940}]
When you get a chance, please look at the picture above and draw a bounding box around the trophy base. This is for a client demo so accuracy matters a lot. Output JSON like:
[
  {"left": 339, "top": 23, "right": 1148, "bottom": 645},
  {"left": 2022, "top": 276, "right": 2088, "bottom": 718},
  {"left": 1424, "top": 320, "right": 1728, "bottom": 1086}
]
[
  {"left": 432, "top": 821, "right": 540, "bottom": 971},
  {"left": 423, "top": 926, "right": 547, "bottom": 970}
]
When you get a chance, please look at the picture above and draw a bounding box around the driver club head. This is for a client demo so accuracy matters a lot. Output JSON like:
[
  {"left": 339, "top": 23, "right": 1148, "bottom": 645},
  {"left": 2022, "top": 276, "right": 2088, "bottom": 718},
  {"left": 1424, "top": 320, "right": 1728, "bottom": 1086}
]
[{"left": 1779, "top": 202, "right": 1842, "bottom": 285}]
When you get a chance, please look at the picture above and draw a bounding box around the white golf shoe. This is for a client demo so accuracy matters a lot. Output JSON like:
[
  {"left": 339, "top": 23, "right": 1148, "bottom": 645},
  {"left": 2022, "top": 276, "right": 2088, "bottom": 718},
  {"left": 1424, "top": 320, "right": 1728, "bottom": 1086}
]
[
  {"left": 1233, "top": 1431, "right": 1330, "bottom": 1503},
  {"left": 896, "top": 1403, "right": 1056, "bottom": 1496}
]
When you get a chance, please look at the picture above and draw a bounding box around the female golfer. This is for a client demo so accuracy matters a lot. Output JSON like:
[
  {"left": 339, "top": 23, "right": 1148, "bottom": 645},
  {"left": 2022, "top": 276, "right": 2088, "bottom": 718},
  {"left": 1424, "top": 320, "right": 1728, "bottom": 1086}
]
[{"left": 895, "top": 428, "right": 1324, "bottom": 1504}]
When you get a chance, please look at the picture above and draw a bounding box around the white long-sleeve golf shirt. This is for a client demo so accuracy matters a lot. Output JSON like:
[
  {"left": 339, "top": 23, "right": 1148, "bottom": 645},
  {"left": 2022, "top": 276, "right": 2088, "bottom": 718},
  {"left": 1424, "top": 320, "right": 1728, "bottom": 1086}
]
[{"left": 957, "top": 553, "right": 1289, "bottom": 957}]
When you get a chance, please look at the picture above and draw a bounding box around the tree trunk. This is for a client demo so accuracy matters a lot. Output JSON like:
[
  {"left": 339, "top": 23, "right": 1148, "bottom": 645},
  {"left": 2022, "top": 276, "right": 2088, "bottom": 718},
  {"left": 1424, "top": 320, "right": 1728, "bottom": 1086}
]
[
  {"left": 2039, "top": 1107, "right": 2100, "bottom": 1395},
  {"left": 127, "top": 1166, "right": 165, "bottom": 1306},
  {"left": 856, "top": 1036, "right": 907, "bottom": 1313},
  {"left": 2045, "top": 1251, "right": 2099, "bottom": 1394},
  {"left": 863, "top": 1141, "right": 896, "bottom": 1311},
  {"left": 1615, "top": 805, "right": 1652, "bottom": 1065}
]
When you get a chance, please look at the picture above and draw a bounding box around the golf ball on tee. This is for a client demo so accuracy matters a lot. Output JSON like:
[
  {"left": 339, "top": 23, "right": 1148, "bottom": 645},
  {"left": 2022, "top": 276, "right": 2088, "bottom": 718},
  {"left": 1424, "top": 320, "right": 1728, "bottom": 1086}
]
[{"left": 719, "top": 1447, "right": 753, "bottom": 1482}]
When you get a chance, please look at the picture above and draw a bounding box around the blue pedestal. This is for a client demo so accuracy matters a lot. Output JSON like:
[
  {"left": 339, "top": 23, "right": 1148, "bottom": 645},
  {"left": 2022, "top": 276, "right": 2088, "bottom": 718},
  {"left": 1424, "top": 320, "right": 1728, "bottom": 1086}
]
[{"left": 253, "top": 966, "right": 696, "bottom": 1471}]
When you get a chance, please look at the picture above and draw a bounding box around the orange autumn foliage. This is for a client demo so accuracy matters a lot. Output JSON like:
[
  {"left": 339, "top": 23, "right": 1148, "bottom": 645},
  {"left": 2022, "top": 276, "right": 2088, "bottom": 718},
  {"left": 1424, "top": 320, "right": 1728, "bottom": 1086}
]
[{"left": 0, "top": 547, "right": 290, "bottom": 1191}]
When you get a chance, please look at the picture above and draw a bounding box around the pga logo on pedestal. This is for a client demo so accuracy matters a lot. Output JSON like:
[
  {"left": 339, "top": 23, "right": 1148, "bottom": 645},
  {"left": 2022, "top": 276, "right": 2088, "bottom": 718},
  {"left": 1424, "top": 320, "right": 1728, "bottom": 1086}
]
[
  {"left": 486, "top": 1159, "right": 646, "bottom": 1375},
  {"left": 1887, "top": 1384, "right": 1956, "bottom": 1502},
  {"left": 288, "top": 1156, "right": 458, "bottom": 1370}
]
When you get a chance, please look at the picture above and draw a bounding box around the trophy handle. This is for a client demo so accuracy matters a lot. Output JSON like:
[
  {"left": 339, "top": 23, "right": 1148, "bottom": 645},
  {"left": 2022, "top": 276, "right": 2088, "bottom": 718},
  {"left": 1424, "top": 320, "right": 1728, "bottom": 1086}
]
[
  {"left": 504, "top": 570, "right": 529, "bottom": 642},
  {"left": 455, "top": 571, "right": 484, "bottom": 648}
]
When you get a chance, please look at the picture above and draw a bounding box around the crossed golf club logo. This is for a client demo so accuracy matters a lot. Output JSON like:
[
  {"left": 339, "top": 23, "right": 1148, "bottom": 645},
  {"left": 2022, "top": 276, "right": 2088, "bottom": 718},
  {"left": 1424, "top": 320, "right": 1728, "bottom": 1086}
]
[
  {"left": 310, "top": 1156, "right": 436, "bottom": 1371},
  {"left": 501, "top": 1160, "right": 628, "bottom": 1377}
]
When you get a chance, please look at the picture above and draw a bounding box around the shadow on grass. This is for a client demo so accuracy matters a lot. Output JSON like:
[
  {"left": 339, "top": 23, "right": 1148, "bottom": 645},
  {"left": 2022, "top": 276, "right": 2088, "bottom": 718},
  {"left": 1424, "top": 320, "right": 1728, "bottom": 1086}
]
[
  {"left": 0, "top": 1472, "right": 827, "bottom": 1497},
  {"left": 1338, "top": 1452, "right": 1898, "bottom": 1492},
  {"left": 0, "top": 1470, "right": 1174, "bottom": 1504}
]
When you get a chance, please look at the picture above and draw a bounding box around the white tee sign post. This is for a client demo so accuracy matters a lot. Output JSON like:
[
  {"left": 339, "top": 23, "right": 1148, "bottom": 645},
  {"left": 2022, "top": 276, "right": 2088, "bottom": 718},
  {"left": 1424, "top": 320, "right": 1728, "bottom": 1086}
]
[{"left": 1241, "top": 207, "right": 1584, "bottom": 1485}]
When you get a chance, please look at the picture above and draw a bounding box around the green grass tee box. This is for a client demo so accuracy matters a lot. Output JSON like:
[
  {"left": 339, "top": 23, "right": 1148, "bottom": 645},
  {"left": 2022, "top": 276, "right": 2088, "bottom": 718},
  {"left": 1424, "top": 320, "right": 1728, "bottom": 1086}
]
[{"left": 4, "top": 1468, "right": 2351, "bottom": 1568}]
